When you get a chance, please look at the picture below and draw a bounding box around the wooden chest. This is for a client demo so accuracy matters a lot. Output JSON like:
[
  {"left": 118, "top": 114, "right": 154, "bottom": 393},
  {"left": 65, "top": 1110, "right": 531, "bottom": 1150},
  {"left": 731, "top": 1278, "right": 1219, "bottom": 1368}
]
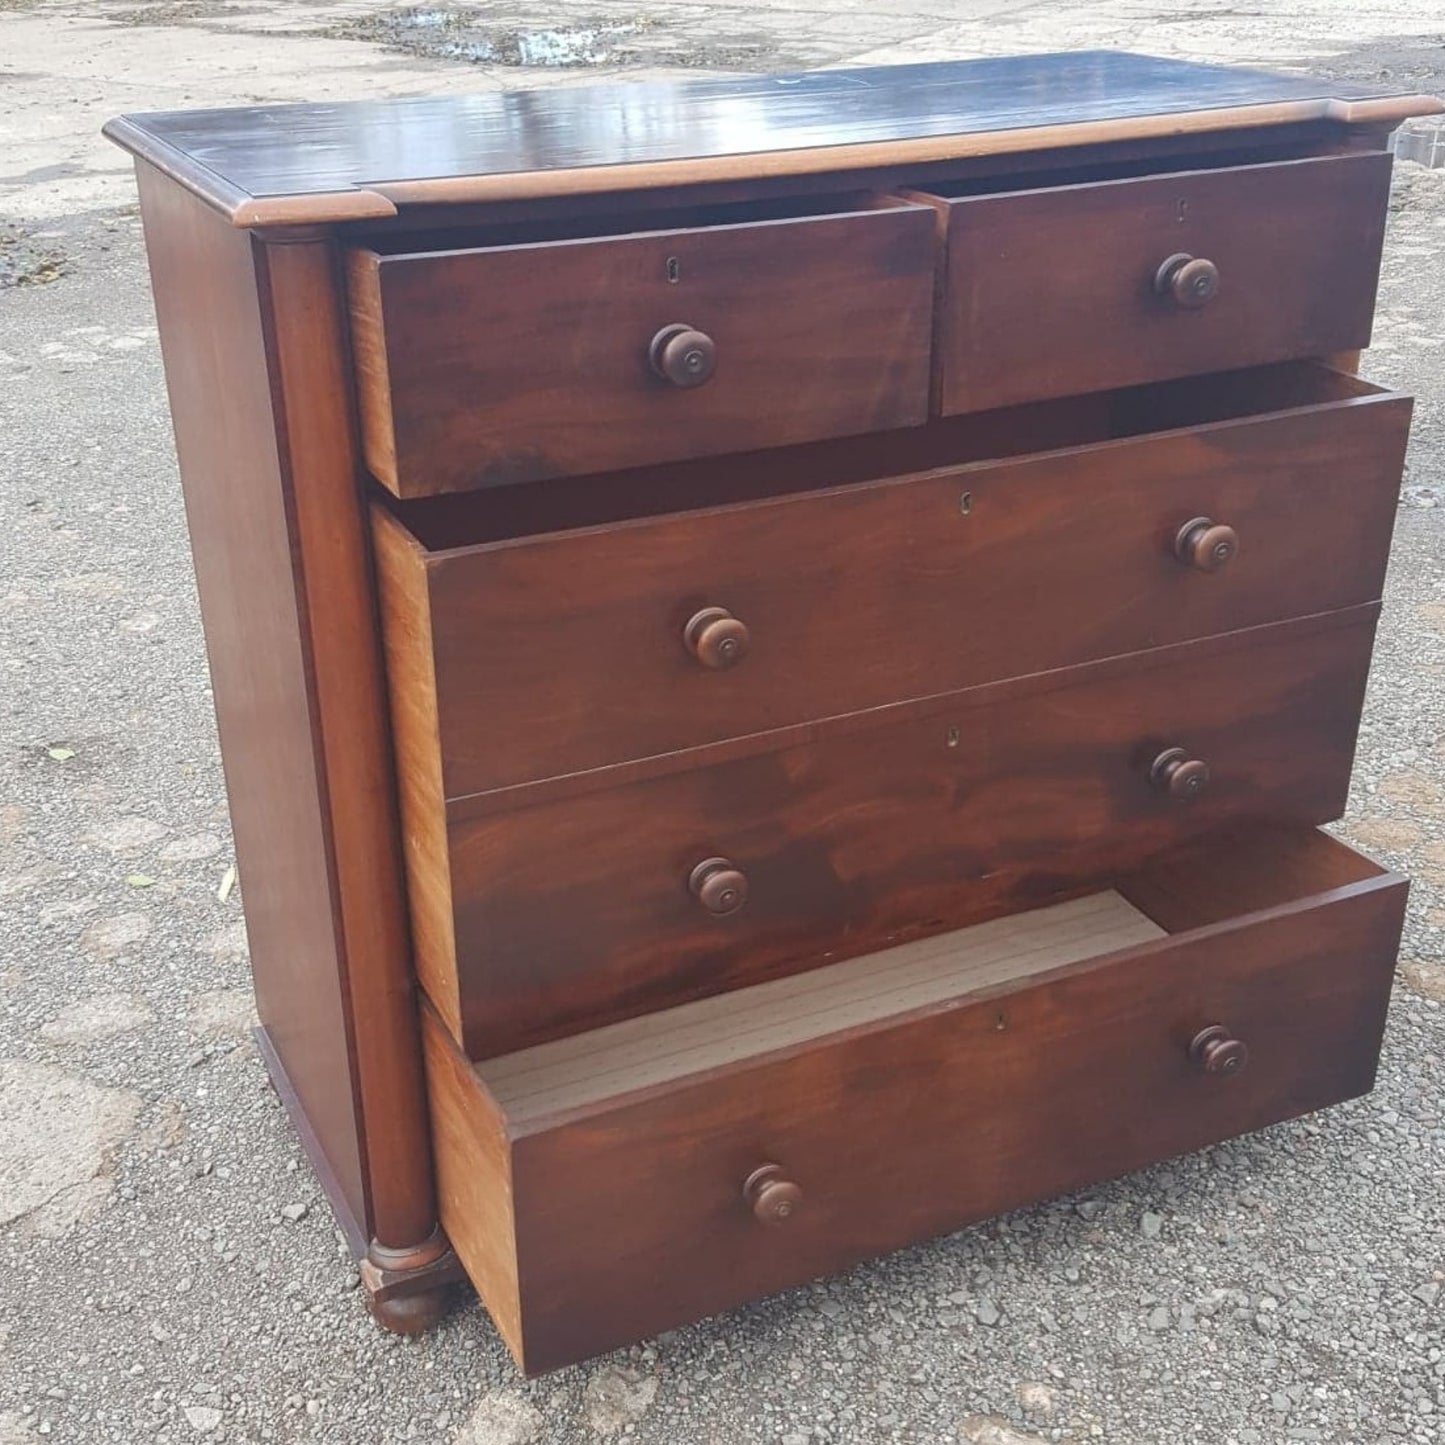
[{"left": 107, "top": 51, "right": 1443, "bottom": 1374}]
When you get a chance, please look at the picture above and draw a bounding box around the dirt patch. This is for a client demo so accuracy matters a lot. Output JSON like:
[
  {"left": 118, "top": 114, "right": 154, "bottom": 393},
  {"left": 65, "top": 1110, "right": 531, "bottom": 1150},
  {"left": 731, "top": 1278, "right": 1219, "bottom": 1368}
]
[
  {"left": 1302, "top": 34, "right": 1445, "bottom": 93},
  {"left": 0, "top": 223, "right": 67, "bottom": 288},
  {"left": 107, "top": 0, "right": 262, "bottom": 24}
]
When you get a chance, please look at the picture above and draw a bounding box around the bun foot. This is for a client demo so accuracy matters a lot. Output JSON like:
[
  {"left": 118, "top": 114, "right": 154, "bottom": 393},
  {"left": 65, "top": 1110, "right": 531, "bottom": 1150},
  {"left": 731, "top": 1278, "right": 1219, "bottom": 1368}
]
[
  {"left": 366, "top": 1283, "right": 452, "bottom": 1335},
  {"left": 360, "top": 1228, "right": 467, "bottom": 1336}
]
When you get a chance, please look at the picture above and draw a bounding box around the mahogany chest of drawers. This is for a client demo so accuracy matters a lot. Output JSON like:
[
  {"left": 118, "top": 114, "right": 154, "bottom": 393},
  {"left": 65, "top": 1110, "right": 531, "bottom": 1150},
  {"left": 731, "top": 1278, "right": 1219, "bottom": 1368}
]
[{"left": 107, "top": 52, "right": 1443, "bottom": 1374}]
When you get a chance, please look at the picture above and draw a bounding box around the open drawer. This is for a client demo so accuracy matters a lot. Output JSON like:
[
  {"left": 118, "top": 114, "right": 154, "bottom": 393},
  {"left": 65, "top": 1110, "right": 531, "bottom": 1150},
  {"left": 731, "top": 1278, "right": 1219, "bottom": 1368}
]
[
  {"left": 372, "top": 363, "right": 1409, "bottom": 800},
  {"left": 375, "top": 358, "right": 1410, "bottom": 803},
  {"left": 423, "top": 825, "right": 1407, "bottom": 1374},
  {"left": 346, "top": 195, "right": 936, "bottom": 496},
  {"left": 908, "top": 150, "right": 1392, "bottom": 414}
]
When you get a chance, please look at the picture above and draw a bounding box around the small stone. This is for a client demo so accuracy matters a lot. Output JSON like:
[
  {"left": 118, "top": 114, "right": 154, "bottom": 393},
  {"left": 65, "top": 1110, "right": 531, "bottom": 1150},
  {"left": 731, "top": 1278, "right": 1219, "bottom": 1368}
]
[
  {"left": 1075, "top": 1199, "right": 1105, "bottom": 1221},
  {"left": 280, "top": 1203, "right": 308, "bottom": 1222},
  {"left": 959, "top": 1417, "right": 1045, "bottom": 1445},
  {"left": 1146, "top": 1306, "right": 1171, "bottom": 1332},
  {"left": 1380, "top": 769, "right": 1442, "bottom": 807},
  {"left": 582, "top": 1367, "right": 658, "bottom": 1434},
  {"left": 84, "top": 815, "right": 168, "bottom": 853},
  {"left": 158, "top": 833, "right": 223, "bottom": 863},
  {"left": 975, "top": 1298, "right": 1002, "bottom": 1327},
  {"left": 183, "top": 1405, "right": 221, "bottom": 1433},
  {"left": 456, "top": 1392, "right": 543, "bottom": 1445},
  {"left": 1413, "top": 1282, "right": 1441, "bottom": 1307},
  {"left": 1140, "top": 1211, "right": 1164, "bottom": 1239},
  {"left": 1347, "top": 817, "right": 1424, "bottom": 851},
  {"left": 78, "top": 912, "right": 150, "bottom": 960},
  {"left": 1401, "top": 961, "right": 1445, "bottom": 1002},
  {"left": 186, "top": 989, "right": 256, "bottom": 1039},
  {"left": 1016, "top": 1381, "right": 1056, "bottom": 1421},
  {"left": 39, "top": 993, "right": 153, "bottom": 1045}
]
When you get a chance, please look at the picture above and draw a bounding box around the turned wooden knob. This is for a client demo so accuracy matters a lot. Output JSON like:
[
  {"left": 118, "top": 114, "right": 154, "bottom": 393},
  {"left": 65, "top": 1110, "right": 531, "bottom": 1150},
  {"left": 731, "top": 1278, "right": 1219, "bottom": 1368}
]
[
  {"left": 1189, "top": 1024, "right": 1250, "bottom": 1076},
  {"left": 1155, "top": 252, "right": 1220, "bottom": 309},
  {"left": 1174, "top": 517, "right": 1239, "bottom": 572},
  {"left": 1150, "top": 747, "right": 1211, "bottom": 800},
  {"left": 649, "top": 323, "right": 716, "bottom": 388},
  {"left": 743, "top": 1164, "right": 802, "bottom": 1224},
  {"left": 689, "top": 857, "right": 748, "bottom": 916},
  {"left": 684, "top": 606, "right": 749, "bottom": 669}
]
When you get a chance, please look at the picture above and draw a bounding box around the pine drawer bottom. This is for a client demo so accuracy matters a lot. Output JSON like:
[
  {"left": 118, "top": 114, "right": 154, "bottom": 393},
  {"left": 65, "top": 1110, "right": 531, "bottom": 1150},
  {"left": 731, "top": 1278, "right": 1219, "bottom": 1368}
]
[{"left": 422, "top": 826, "right": 1406, "bottom": 1374}]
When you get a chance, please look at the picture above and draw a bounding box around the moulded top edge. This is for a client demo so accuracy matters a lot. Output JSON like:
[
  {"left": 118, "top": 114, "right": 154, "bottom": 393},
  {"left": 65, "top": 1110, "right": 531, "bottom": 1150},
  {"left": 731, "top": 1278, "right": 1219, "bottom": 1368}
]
[{"left": 102, "top": 52, "right": 1444, "bottom": 229}]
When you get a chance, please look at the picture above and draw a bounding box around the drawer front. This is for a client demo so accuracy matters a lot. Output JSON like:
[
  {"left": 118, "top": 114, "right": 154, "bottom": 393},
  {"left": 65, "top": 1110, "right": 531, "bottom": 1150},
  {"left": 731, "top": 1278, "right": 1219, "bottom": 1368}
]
[
  {"left": 348, "top": 205, "right": 937, "bottom": 497},
  {"left": 404, "top": 379, "right": 1406, "bottom": 798},
  {"left": 426, "top": 829, "right": 1406, "bottom": 1373},
  {"left": 926, "top": 152, "right": 1391, "bottom": 414},
  {"left": 442, "top": 608, "right": 1376, "bottom": 1057}
]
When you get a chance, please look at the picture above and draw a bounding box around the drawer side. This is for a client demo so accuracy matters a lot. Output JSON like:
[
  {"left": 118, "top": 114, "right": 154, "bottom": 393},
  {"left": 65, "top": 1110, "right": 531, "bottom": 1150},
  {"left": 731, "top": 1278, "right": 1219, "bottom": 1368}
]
[
  {"left": 372, "top": 505, "right": 462, "bottom": 1037},
  {"left": 421, "top": 1006, "right": 523, "bottom": 1359}
]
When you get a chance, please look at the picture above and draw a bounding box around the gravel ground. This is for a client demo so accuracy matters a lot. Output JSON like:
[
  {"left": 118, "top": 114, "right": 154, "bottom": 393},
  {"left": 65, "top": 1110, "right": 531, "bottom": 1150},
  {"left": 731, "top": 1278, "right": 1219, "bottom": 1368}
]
[{"left": 1, "top": 5, "right": 1444, "bottom": 1444}]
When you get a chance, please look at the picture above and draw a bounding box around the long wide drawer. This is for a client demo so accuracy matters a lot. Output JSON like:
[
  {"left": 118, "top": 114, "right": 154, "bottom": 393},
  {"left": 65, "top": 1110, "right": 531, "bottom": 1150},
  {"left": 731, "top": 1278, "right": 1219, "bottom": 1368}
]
[
  {"left": 417, "top": 605, "right": 1377, "bottom": 1057},
  {"left": 347, "top": 198, "right": 936, "bottom": 497},
  {"left": 913, "top": 151, "right": 1392, "bottom": 414},
  {"left": 372, "top": 364, "right": 1408, "bottom": 799},
  {"left": 424, "top": 826, "right": 1407, "bottom": 1374}
]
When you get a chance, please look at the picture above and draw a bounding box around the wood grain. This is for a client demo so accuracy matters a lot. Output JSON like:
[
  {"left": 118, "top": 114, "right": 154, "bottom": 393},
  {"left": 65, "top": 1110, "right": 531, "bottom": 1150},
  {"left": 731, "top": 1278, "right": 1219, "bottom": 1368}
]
[
  {"left": 424, "top": 826, "right": 1404, "bottom": 1372},
  {"left": 922, "top": 151, "right": 1392, "bottom": 413},
  {"left": 138, "top": 164, "right": 444, "bottom": 1265},
  {"left": 254, "top": 235, "right": 444, "bottom": 1258},
  {"left": 421, "top": 1005, "right": 523, "bottom": 1358},
  {"left": 371, "top": 505, "right": 461, "bottom": 1042},
  {"left": 381, "top": 365, "right": 1408, "bottom": 798},
  {"left": 346, "top": 203, "right": 936, "bottom": 495},
  {"left": 427, "top": 606, "right": 1379, "bottom": 1057},
  {"left": 102, "top": 54, "right": 1441, "bottom": 226},
  {"left": 136, "top": 168, "right": 370, "bottom": 1235}
]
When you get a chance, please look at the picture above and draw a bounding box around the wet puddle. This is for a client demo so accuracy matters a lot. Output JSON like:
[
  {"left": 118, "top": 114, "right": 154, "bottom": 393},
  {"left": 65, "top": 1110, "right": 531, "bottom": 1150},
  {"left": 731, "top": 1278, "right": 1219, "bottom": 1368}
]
[
  {"left": 332, "top": 3, "right": 777, "bottom": 70},
  {"left": 355, "top": 6, "right": 644, "bottom": 67}
]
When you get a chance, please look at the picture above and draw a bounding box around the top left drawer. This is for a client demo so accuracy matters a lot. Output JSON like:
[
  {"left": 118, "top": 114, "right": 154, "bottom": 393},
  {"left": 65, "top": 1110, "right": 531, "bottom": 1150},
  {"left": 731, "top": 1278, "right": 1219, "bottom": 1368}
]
[{"left": 346, "top": 201, "right": 938, "bottom": 497}]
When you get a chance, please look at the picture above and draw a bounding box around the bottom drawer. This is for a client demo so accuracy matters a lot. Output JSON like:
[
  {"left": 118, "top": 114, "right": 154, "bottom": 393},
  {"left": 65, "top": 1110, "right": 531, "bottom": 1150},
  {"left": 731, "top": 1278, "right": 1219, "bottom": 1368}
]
[{"left": 423, "top": 826, "right": 1406, "bottom": 1375}]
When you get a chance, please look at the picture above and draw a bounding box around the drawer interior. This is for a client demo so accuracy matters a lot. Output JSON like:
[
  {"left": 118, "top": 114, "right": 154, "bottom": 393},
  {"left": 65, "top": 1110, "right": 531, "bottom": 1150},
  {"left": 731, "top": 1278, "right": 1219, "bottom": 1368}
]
[
  {"left": 902, "top": 135, "right": 1357, "bottom": 201},
  {"left": 383, "top": 362, "right": 1388, "bottom": 552},
  {"left": 475, "top": 825, "right": 1393, "bottom": 1124},
  {"left": 358, "top": 189, "right": 913, "bottom": 256}
]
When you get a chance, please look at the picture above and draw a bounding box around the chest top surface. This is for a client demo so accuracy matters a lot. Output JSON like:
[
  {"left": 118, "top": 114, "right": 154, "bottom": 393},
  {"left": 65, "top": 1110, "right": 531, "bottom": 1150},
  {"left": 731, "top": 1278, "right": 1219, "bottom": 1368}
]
[{"left": 103, "top": 51, "right": 1441, "bottom": 227}]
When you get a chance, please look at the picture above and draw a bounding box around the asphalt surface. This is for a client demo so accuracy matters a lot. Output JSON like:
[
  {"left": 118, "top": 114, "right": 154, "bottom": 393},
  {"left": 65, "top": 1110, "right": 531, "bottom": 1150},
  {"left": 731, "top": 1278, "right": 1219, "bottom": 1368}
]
[{"left": 1, "top": 6, "right": 1444, "bottom": 1443}]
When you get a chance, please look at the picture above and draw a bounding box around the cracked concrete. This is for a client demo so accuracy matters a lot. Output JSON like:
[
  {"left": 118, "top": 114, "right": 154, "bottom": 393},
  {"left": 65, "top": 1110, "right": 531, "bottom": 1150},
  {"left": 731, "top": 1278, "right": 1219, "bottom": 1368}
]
[
  {"left": 0, "top": 1059, "right": 141, "bottom": 1233},
  {"left": 2, "top": 2, "right": 1444, "bottom": 1443}
]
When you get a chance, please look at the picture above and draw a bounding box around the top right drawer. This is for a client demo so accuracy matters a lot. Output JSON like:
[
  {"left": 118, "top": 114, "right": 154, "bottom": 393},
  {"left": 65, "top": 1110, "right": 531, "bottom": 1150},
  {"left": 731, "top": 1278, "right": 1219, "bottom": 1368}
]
[{"left": 919, "top": 152, "right": 1392, "bottom": 414}]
